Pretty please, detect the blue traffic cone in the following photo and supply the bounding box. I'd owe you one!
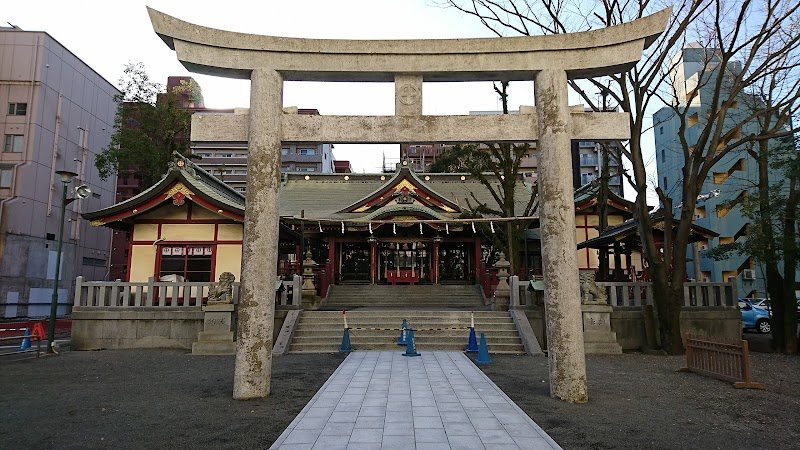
[475,333,492,365]
[19,328,31,351]
[466,327,478,353]
[397,319,409,346]
[339,328,353,353]
[402,328,421,357]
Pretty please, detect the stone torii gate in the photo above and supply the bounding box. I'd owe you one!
[148,7,669,403]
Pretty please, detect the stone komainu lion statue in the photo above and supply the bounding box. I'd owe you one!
[579,272,607,303]
[208,272,236,304]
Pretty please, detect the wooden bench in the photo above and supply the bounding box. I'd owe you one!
[680,333,763,389]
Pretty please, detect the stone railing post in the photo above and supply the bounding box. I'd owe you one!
[74,276,84,307]
[301,251,319,310]
[292,274,302,308]
[494,252,511,311]
[146,277,155,307]
[509,275,520,309]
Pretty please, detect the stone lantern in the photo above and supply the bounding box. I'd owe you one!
[301,250,319,309]
[494,252,511,311]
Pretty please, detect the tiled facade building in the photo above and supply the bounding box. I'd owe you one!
[0,27,118,317]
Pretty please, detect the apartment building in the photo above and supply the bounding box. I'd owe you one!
[654,45,797,297]
[0,27,118,317]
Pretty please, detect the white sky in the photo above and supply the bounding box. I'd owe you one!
[3,0,658,201]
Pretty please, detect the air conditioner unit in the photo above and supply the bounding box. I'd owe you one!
[700,245,707,250]
[742,269,756,280]
[702,277,710,282]
[728,276,736,282]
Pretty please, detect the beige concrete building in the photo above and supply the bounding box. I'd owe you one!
[0,27,118,318]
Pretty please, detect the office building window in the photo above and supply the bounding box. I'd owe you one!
[299,148,316,155]
[661,149,665,163]
[3,135,24,153]
[7,103,27,116]
[0,166,12,188]
[82,257,107,267]
[281,148,289,155]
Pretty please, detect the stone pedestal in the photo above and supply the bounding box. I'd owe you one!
[192,303,235,355]
[581,302,622,354]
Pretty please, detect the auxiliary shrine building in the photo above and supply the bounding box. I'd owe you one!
[83,155,644,289]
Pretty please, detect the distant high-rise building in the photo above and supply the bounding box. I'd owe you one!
[191,108,336,193]
[0,27,118,317]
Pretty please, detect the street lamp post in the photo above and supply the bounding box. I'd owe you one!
[48,170,78,353]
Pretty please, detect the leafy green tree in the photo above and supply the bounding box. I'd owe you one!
[96,63,198,188]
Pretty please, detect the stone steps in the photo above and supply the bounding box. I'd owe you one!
[287,310,525,354]
[322,285,485,309]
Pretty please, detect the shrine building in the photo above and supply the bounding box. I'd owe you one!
[82,155,645,289]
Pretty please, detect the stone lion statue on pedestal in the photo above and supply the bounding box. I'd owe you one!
[208,272,236,304]
[579,272,607,304]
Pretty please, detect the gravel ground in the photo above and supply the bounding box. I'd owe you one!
[0,350,345,449]
[1,339,798,450]
[470,341,800,450]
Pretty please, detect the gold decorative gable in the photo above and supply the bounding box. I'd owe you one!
[165,182,195,199]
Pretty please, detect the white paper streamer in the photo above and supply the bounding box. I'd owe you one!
[490,222,495,233]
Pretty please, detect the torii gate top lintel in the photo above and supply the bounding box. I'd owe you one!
[148,7,671,82]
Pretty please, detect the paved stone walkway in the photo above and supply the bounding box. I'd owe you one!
[270,351,561,449]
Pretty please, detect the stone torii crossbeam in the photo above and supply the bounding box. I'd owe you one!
[148,7,669,403]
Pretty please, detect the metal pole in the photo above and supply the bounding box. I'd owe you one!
[48,180,69,352]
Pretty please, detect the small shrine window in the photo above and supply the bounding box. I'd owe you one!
[159,245,213,282]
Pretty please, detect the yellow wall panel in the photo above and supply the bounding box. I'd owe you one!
[192,206,224,220]
[216,244,243,280]
[607,215,624,226]
[588,249,600,269]
[133,224,158,242]
[161,224,215,241]
[129,245,156,282]
[139,203,188,220]
[586,215,599,226]
[218,224,243,241]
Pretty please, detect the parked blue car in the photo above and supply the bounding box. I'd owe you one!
[738,301,771,333]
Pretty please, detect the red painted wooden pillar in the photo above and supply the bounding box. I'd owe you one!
[328,236,336,284]
[474,238,482,283]
[432,238,441,284]
[369,237,377,284]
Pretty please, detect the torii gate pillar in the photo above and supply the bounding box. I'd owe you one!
[535,69,586,401]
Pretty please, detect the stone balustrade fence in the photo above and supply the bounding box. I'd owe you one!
[73,275,302,308]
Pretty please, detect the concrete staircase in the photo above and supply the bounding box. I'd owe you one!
[322,284,485,310]
[287,310,525,354]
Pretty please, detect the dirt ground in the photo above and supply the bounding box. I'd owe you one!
[0,350,345,449]
[1,339,798,450]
